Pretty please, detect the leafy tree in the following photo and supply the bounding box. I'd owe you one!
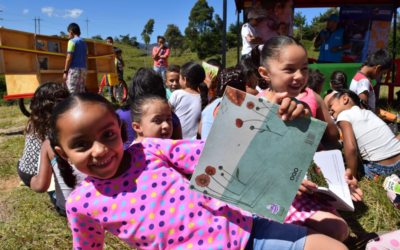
[228,21,243,34]
[114,36,120,43]
[188,0,214,35]
[91,34,103,40]
[141,19,155,54]
[118,34,139,48]
[309,8,339,39]
[60,31,67,37]
[129,36,139,48]
[164,24,184,56]
[294,12,306,40]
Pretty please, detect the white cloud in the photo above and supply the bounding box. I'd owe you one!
[41,6,83,18]
[41,6,54,17]
[61,9,83,18]
[23,9,29,14]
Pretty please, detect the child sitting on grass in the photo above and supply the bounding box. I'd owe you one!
[165,65,181,100]
[324,71,347,107]
[49,93,347,250]
[306,69,325,95]
[329,89,400,179]
[349,49,391,113]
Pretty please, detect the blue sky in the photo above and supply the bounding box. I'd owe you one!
[0,1,328,43]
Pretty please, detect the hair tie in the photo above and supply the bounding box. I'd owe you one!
[258,45,264,52]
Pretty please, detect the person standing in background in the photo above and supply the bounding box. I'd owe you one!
[152,36,170,80]
[314,14,351,63]
[241,10,263,58]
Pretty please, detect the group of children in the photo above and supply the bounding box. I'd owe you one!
[16,33,400,249]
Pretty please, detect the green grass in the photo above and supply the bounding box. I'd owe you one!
[0,136,25,178]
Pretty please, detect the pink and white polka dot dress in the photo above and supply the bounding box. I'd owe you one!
[66,139,253,250]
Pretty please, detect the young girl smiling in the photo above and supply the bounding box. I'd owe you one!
[49,93,346,250]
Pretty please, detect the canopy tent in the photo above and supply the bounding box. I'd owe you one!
[221,0,399,80]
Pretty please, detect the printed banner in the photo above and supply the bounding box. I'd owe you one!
[243,0,294,43]
[339,4,394,62]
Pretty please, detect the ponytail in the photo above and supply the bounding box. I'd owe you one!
[199,82,209,110]
[48,131,77,189]
[181,62,208,110]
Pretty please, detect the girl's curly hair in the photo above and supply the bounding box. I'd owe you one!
[25,82,70,142]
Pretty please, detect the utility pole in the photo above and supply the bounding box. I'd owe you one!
[85,18,90,38]
[33,16,37,34]
[37,17,43,34]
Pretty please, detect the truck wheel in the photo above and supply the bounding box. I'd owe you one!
[18,98,31,117]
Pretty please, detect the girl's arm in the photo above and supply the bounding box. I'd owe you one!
[145,138,205,175]
[338,121,359,177]
[30,140,54,193]
[314,93,339,147]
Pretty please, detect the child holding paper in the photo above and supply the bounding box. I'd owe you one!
[50,92,347,250]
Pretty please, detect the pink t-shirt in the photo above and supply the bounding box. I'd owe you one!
[66,139,252,249]
[152,46,170,67]
[298,88,317,118]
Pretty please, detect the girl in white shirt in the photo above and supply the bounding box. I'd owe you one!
[328,89,400,179]
[169,62,208,139]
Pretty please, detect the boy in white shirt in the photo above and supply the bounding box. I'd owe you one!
[241,10,263,58]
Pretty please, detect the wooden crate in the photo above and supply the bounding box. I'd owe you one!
[0,28,115,99]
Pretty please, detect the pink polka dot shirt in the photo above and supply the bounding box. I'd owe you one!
[66,139,253,250]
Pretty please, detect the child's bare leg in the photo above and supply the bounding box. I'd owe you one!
[304,210,349,242]
[304,228,348,250]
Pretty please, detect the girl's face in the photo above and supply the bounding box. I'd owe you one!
[259,44,309,97]
[55,103,124,179]
[328,95,350,120]
[133,100,173,139]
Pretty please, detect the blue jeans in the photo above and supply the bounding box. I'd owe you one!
[154,66,167,80]
[245,215,306,250]
[363,158,400,179]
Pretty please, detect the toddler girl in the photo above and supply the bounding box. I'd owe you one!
[18,82,70,188]
[169,62,208,139]
[49,93,346,250]
[131,95,173,141]
[124,67,182,144]
[324,71,347,107]
[255,36,348,241]
[329,89,400,179]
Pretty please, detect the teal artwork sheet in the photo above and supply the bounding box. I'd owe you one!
[189,87,327,223]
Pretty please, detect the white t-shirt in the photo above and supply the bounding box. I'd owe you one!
[349,72,376,111]
[52,159,87,210]
[169,90,202,139]
[241,23,259,56]
[337,106,400,162]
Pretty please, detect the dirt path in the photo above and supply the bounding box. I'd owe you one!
[0,175,21,193]
[0,125,25,135]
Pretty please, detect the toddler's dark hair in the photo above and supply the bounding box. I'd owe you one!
[166,65,181,74]
[361,49,392,70]
[331,90,360,108]
[181,62,208,110]
[307,69,326,92]
[25,82,70,142]
[67,23,81,36]
[330,71,347,91]
[49,93,127,188]
[206,59,223,69]
[106,36,113,42]
[128,68,167,108]
[131,95,169,123]
[259,36,306,67]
